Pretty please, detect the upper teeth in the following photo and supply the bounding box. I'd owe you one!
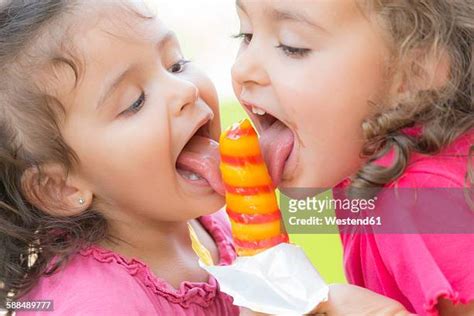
[251,106,266,116]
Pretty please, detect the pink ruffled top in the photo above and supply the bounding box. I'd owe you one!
[336,128,474,316]
[20,210,240,315]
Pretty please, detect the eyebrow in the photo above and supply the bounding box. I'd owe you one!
[236,0,328,34]
[96,31,176,110]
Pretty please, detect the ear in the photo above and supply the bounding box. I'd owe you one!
[392,47,451,97]
[21,163,93,216]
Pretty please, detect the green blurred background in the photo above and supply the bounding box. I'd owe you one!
[220,100,346,284]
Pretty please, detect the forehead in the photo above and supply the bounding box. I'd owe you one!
[73,1,160,45]
[41,1,160,96]
[237,0,362,29]
[72,1,159,58]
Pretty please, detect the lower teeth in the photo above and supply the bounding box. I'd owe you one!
[180,169,203,181]
[188,173,202,181]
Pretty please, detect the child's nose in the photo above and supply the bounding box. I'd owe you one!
[231,44,270,88]
[166,77,199,116]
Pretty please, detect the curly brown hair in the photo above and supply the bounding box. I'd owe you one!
[350,0,474,197]
[0,0,151,310]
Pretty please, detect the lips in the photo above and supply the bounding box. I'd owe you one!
[242,101,295,186]
[176,118,225,195]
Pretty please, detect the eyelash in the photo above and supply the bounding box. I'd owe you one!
[232,32,311,58]
[122,92,146,115]
[275,44,311,58]
[119,59,190,117]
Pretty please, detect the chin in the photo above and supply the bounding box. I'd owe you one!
[193,195,226,217]
[279,172,336,199]
[279,187,325,199]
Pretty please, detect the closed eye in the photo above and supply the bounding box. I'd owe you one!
[121,92,146,116]
[276,44,311,58]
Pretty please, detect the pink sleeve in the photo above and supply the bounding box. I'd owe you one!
[18,254,156,316]
[373,234,474,315]
[374,172,474,316]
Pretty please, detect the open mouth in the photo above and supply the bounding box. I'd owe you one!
[175,116,225,195]
[242,101,296,186]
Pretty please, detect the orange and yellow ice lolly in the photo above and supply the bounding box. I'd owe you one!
[220,119,289,256]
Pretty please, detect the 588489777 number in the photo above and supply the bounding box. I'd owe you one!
[5,300,53,311]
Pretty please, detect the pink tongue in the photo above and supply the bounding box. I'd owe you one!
[259,120,294,186]
[176,136,225,195]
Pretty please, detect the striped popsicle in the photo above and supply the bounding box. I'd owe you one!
[220,119,289,256]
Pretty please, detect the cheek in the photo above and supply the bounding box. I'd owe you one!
[279,49,386,137]
[74,114,174,198]
[109,120,172,177]
[272,49,387,183]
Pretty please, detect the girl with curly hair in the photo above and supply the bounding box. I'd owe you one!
[231,0,473,315]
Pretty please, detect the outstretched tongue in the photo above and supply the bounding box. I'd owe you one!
[259,120,294,186]
[176,135,225,195]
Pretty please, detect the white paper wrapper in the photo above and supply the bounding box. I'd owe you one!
[200,243,328,315]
